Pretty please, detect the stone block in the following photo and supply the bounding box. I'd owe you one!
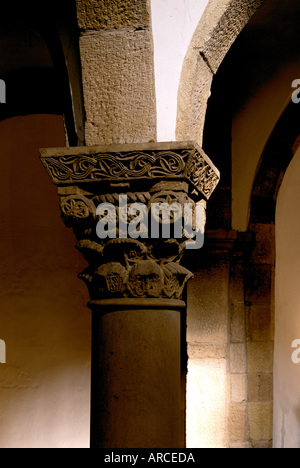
[230,374,247,403]
[249,402,273,441]
[205,187,232,231]
[187,343,227,360]
[248,373,273,402]
[230,262,244,304]
[247,305,272,341]
[230,343,247,374]
[187,262,229,344]
[200,0,264,74]
[251,440,273,449]
[229,441,251,448]
[177,54,213,144]
[245,265,272,305]
[228,403,248,442]
[230,303,246,343]
[247,342,273,374]
[79,30,156,146]
[250,224,275,265]
[186,358,227,448]
[77,0,151,30]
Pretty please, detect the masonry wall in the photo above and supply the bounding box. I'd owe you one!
[184,227,274,448]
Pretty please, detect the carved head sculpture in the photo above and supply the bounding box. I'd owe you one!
[80,262,127,299]
[128,260,164,298]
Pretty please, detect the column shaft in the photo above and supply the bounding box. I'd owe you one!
[90,300,183,448]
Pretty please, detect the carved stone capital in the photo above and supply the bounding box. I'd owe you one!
[40,142,220,301]
[78,238,193,300]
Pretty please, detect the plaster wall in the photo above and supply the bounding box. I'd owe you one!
[0,115,90,448]
[232,63,300,231]
[274,146,300,448]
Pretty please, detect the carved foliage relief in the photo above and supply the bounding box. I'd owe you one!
[40,143,220,301]
[63,191,195,300]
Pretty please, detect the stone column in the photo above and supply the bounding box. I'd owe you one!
[40,141,220,448]
[90,299,184,448]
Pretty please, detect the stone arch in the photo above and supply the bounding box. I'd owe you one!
[176,0,264,144]
[250,101,300,226]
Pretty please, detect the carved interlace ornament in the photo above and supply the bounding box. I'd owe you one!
[41,141,220,200]
[40,142,220,301]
